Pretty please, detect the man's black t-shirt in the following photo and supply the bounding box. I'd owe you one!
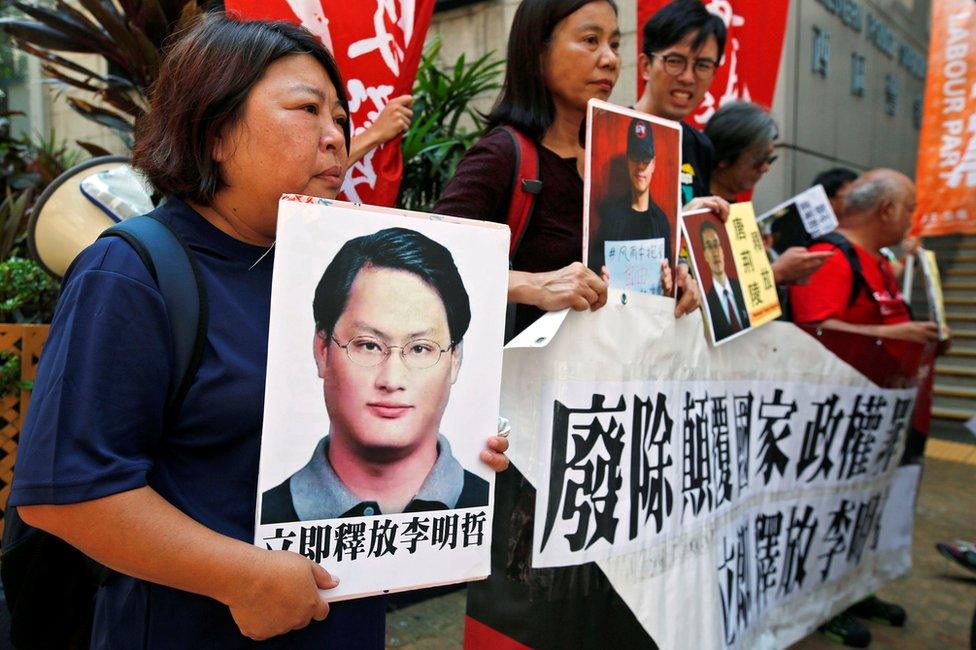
[681,122,715,205]
[588,194,673,272]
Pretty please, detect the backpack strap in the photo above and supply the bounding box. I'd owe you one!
[495,125,541,259]
[813,232,867,307]
[98,214,207,417]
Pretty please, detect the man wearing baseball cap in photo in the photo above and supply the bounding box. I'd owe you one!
[588,116,673,275]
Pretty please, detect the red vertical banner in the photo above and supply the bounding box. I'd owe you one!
[911,0,976,237]
[224,0,436,207]
[636,0,789,130]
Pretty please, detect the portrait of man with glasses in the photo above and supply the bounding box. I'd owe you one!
[260,227,488,525]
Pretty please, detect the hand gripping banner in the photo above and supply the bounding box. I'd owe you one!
[225,0,436,207]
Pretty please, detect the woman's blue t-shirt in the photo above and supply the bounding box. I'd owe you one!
[9,197,385,648]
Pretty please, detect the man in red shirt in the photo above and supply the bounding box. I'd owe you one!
[791,168,939,342]
[791,168,943,647]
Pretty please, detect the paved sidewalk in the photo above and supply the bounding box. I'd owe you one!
[387,449,976,649]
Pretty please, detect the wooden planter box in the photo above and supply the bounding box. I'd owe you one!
[0,323,49,538]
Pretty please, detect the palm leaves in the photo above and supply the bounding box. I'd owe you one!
[397,38,503,212]
[0,0,203,143]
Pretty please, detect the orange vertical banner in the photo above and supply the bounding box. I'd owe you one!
[912,0,976,237]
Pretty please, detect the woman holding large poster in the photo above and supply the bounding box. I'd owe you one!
[6,15,509,649]
[435,2,726,335]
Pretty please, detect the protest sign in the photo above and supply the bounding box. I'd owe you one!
[682,203,781,345]
[255,196,508,599]
[584,99,681,293]
[466,298,931,649]
[604,238,666,296]
[225,0,435,207]
[912,0,976,236]
[636,0,789,128]
[757,185,838,253]
[917,249,949,341]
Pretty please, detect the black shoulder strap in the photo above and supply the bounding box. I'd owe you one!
[98,215,207,416]
[814,232,866,307]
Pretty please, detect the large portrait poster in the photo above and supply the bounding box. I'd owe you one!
[584,99,681,295]
[255,196,508,599]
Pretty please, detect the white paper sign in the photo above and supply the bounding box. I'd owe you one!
[255,196,509,600]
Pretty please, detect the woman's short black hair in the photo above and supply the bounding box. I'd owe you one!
[132,14,350,204]
[313,228,472,346]
[642,0,727,61]
[486,0,618,140]
[705,102,778,166]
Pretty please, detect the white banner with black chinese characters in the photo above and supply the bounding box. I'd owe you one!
[503,295,921,649]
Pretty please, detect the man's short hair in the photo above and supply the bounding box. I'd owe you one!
[313,228,472,345]
[699,219,720,240]
[812,168,859,199]
[642,0,727,61]
[704,102,778,166]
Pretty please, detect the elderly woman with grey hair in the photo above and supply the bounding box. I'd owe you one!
[705,101,779,201]
[705,102,831,285]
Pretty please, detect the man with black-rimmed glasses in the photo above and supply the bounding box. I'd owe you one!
[635,0,727,205]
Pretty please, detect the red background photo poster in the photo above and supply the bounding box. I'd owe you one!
[225,0,436,207]
[585,100,681,269]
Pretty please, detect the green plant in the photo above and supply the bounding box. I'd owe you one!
[0,349,23,396]
[0,0,203,145]
[0,256,59,323]
[0,113,83,259]
[397,39,504,213]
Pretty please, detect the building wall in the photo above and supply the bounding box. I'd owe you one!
[759,0,930,212]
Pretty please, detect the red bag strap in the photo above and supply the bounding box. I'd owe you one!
[497,125,541,258]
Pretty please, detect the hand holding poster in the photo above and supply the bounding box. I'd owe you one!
[255,197,508,599]
[584,99,681,295]
[757,185,839,254]
[682,203,781,345]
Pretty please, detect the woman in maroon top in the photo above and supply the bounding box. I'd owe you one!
[435,0,712,335]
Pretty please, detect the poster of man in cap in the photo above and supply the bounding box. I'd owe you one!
[584,99,681,295]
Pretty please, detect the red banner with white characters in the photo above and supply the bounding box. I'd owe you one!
[225,0,435,207]
[637,0,789,130]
